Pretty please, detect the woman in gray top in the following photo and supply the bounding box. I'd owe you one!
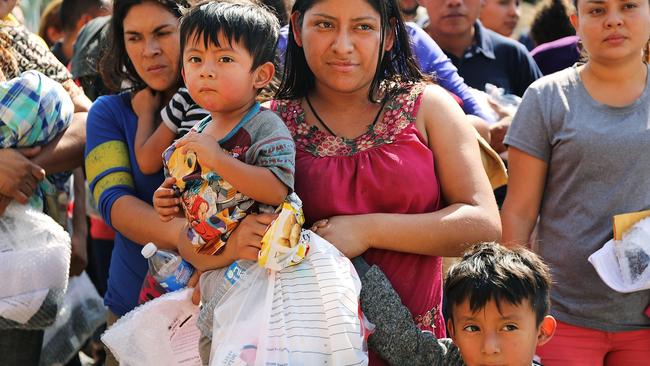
[501,0,650,364]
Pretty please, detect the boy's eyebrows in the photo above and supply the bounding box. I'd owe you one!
[456,310,525,322]
[185,43,235,52]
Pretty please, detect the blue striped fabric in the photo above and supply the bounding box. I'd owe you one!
[0,70,73,148]
[0,70,74,212]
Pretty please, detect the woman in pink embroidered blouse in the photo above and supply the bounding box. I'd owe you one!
[152,0,501,363]
[273,0,501,363]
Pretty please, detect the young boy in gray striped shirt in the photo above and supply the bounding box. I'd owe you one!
[357,242,556,366]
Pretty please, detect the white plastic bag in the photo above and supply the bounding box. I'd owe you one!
[589,218,650,293]
[210,230,367,366]
[40,272,106,366]
[0,202,70,329]
[101,289,202,366]
[615,217,650,287]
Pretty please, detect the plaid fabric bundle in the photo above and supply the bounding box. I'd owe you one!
[0,70,73,148]
[0,70,74,214]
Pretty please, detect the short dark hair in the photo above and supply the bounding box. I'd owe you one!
[60,0,110,32]
[529,0,575,47]
[179,1,280,71]
[276,0,428,102]
[99,0,189,92]
[444,242,552,326]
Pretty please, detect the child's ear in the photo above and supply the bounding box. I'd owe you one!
[447,319,456,340]
[536,315,556,347]
[253,62,276,90]
[181,67,186,85]
[290,11,303,47]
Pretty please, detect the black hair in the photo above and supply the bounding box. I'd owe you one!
[60,0,110,32]
[179,1,280,71]
[443,242,552,327]
[99,0,189,92]
[260,0,290,26]
[276,0,429,102]
[529,0,575,47]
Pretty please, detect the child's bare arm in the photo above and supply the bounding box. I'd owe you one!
[175,134,288,206]
[135,123,176,174]
[210,154,288,206]
[132,88,175,174]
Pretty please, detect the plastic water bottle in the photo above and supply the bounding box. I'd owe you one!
[141,243,194,292]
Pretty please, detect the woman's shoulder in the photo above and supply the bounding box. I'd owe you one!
[386,82,428,108]
[88,92,133,128]
[91,92,131,114]
[526,66,580,96]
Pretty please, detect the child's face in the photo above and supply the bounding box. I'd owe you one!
[182,32,269,116]
[448,299,555,366]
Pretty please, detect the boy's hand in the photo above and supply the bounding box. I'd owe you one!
[153,177,181,221]
[225,213,277,261]
[174,132,225,172]
[132,87,162,119]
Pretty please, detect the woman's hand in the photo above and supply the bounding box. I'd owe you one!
[224,213,277,261]
[69,230,88,277]
[153,177,181,221]
[176,213,276,272]
[131,87,162,119]
[174,132,225,172]
[311,215,371,258]
[0,147,46,206]
[187,269,202,305]
[0,194,11,216]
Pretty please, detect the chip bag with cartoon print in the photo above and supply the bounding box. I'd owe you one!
[258,193,309,271]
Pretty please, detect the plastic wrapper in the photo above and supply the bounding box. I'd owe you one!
[40,272,106,366]
[101,289,202,366]
[615,218,650,288]
[0,202,70,329]
[209,230,368,366]
[589,217,650,293]
[485,83,521,117]
[258,193,309,270]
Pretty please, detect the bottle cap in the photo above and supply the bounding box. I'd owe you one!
[141,242,158,258]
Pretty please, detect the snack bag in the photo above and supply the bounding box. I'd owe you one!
[258,193,309,271]
[589,214,650,293]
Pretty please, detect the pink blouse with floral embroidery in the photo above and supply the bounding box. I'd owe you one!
[272,83,445,364]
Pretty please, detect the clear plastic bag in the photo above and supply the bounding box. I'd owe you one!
[590,217,650,293]
[101,289,202,366]
[40,272,106,366]
[485,83,521,118]
[209,230,368,366]
[615,217,650,289]
[0,202,70,329]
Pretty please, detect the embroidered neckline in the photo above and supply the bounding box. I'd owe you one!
[275,83,425,157]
